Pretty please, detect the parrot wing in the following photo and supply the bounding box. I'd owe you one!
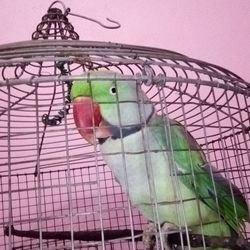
[149,115,249,232]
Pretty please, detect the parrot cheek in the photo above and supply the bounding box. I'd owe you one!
[72,97,112,144]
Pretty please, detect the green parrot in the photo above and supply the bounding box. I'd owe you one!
[70,70,249,249]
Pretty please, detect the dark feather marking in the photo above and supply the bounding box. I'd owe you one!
[203,164,248,210]
[98,125,141,144]
[99,107,154,144]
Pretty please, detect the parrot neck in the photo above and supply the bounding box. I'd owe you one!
[99,108,155,144]
[98,126,141,144]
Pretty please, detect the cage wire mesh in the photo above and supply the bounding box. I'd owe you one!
[0,1,250,250]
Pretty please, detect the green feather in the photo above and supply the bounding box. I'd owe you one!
[150,115,249,233]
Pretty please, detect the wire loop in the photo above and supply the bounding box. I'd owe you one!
[48,1,67,12]
[48,1,121,30]
[68,12,121,29]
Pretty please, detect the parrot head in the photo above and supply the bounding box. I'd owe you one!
[70,70,154,144]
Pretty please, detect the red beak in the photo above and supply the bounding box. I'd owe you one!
[72,97,111,144]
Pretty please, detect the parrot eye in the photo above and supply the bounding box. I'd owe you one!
[109,86,117,95]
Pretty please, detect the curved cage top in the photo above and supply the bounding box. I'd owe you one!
[0,39,249,176]
[0,40,248,91]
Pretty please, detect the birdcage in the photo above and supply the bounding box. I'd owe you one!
[0,2,250,250]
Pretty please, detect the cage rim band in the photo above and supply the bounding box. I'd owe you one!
[0,74,249,96]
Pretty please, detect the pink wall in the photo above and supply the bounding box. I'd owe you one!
[0,0,249,81]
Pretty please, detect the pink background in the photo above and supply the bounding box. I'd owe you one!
[0,0,249,81]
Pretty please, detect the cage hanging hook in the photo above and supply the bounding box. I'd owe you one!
[68,12,121,29]
[48,1,67,12]
[48,1,121,29]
